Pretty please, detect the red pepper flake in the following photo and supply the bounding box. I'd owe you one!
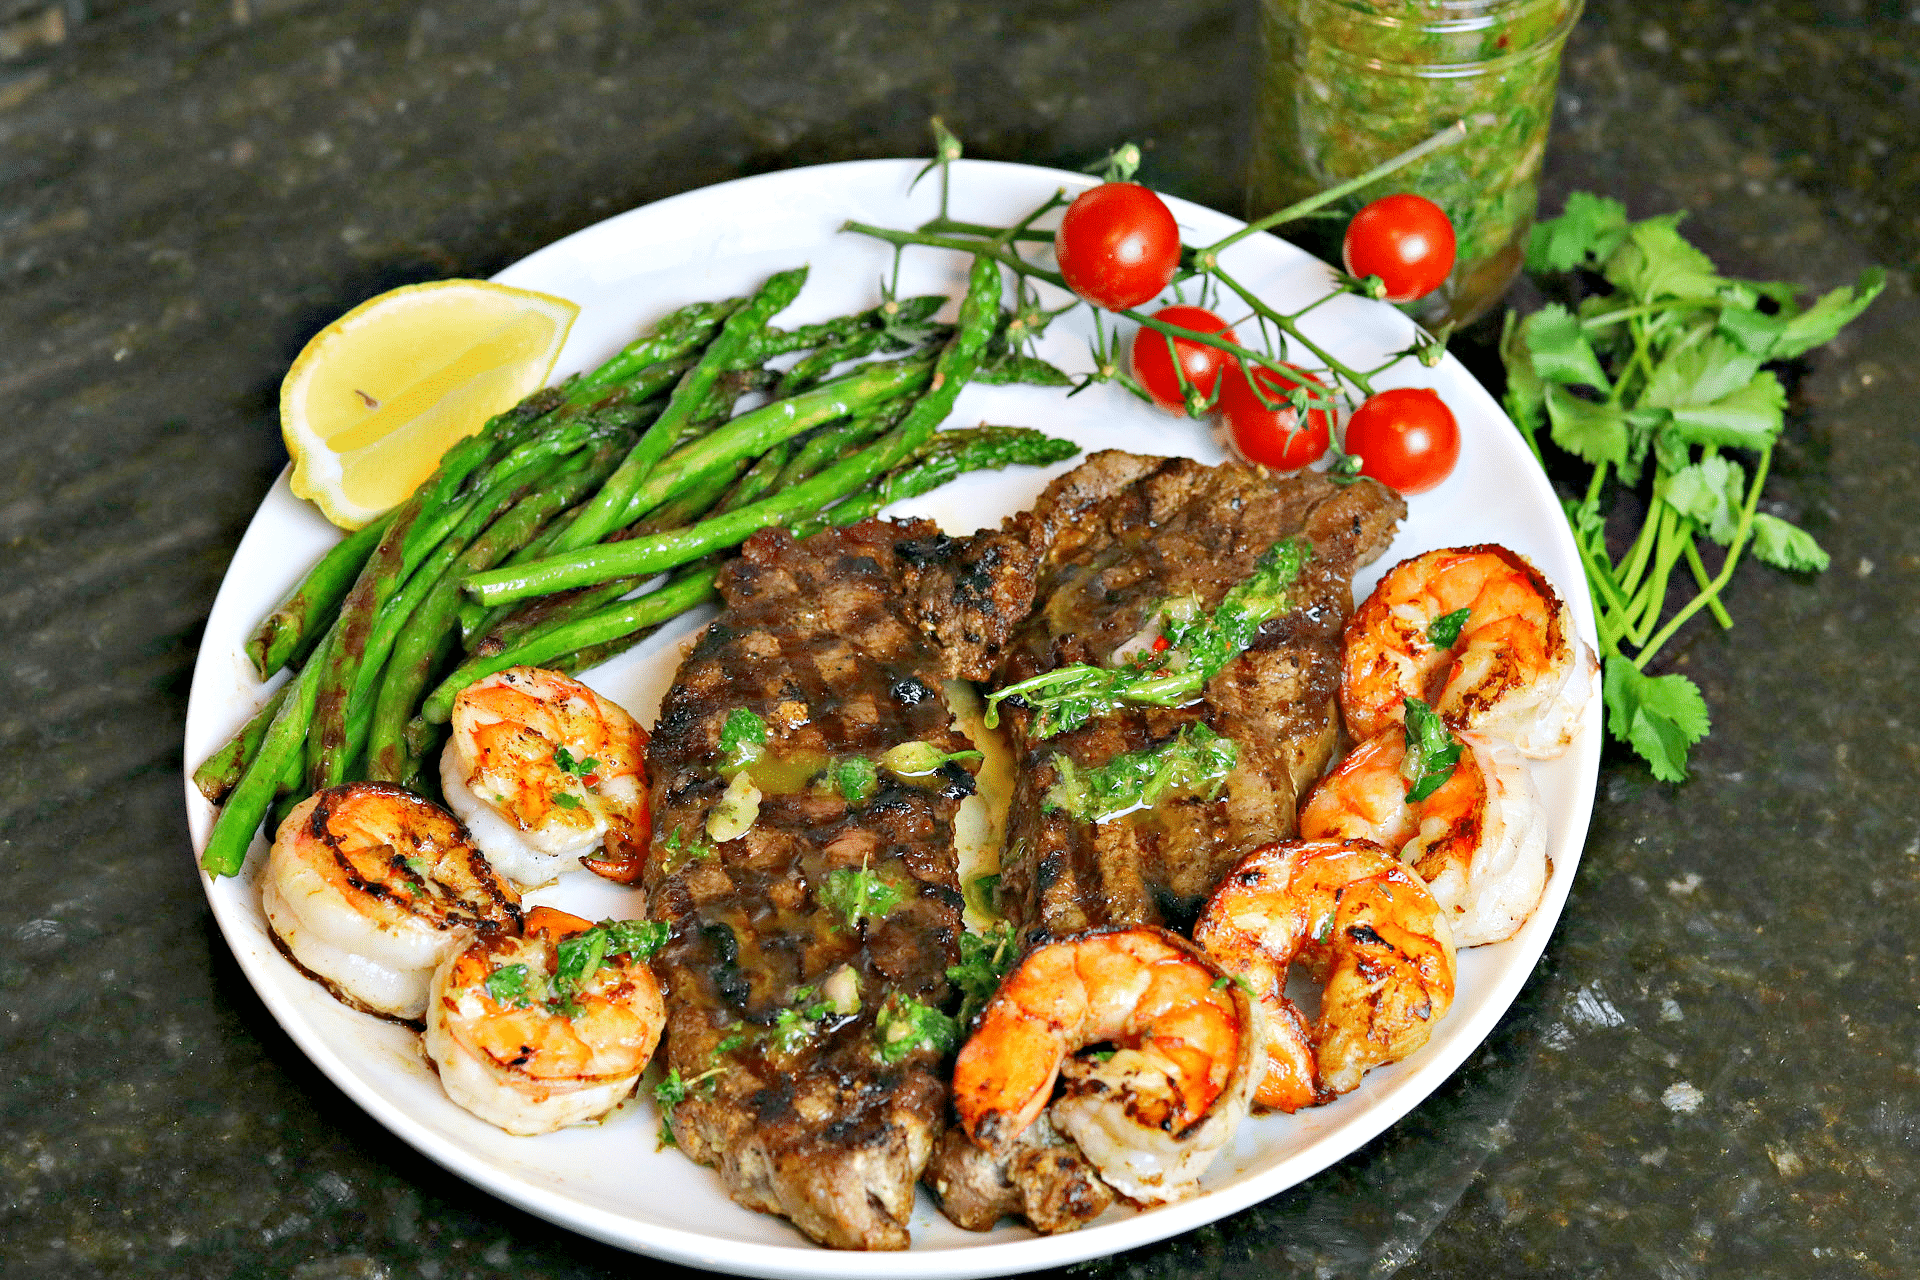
[1151,635,1170,652]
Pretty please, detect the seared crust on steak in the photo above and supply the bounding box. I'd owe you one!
[644,519,1027,1250]
[925,1113,1115,1234]
[991,452,1405,943]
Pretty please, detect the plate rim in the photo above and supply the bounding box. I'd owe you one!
[183,155,1600,1280]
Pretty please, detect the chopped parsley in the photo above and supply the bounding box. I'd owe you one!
[1426,607,1471,649]
[546,918,668,1014]
[819,865,904,931]
[874,992,958,1064]
[714,1032,751,1057]
[717,708,768,774]
[661,826,714,872]
[945,923,1017,1027]
[652,1064,723,1114]
[986,537,1310,739]
[551,791,583,810]
[484,963,534,1008]
[553,747,599,777]
[834,756,878,804]
[1043,722,1239,825]
[1400,698,1465,804]
[770,997,834,1056]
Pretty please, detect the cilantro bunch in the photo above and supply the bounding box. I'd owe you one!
[1501,193,1882,781]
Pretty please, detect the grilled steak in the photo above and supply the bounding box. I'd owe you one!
[986,451,1406,943]
[644,518,1033,1250]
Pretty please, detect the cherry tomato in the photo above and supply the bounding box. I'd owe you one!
[1130,305,1238,413]
[1342,387,1459,493]
[1216,361,1332,471]
[1054,182,1182,311]
[1341,194,1456,303]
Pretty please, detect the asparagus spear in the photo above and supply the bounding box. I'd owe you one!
[554,268,808,551]
[365,435,632,782]
[427,421,1078,704]
[246,510,398,679]
[306,416,610,791]
[464,255,1004,607]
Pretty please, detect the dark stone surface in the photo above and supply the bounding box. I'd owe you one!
[2,0,1915,1276]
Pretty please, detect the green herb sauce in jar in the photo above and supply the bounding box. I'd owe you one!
[1249,0,1582,327]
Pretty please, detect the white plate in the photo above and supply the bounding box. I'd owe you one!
[183,159,1600,1279]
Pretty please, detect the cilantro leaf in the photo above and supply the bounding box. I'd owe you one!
[1748,513,1829,573]
[552,926,611,1009]
[987,538,1310,738]
[1772,267,1885,360]
[1526,191,1630,273]
[1603,657,1710,783]
[553,747,599,776]
[1640,336,1763,411]
[1499,310,1547,446]
[1660,455,1746,545]
[1520,304,1612,391]
[1663,371,1786,450]
[1400,698,1464,803]
[1604,214,1724,302]
[946,923,1018,1027]
[1544,384,1630,467]
[552,791,582,810]
[599,917,669,961]
[1427,607,1471,649]
[1715,303,1791,358]
[484,963,533,1008]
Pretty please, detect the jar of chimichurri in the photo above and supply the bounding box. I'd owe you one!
[1248,0,1583,328]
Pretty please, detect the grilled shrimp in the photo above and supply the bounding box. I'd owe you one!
[1342,545,1596,758]
[951,925,1262,1205]
[1299,729,1549,947]
[1193,839,1455,1102]
[423,906,665,1135]
[440,666,650,888]
[262,782,522,1021]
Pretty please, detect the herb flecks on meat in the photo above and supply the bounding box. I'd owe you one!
[985,536,1312,739]
[1044,723,1240,825]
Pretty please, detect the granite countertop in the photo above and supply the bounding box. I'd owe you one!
[3,1,1915,1276]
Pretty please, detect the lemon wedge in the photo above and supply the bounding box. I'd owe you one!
[281,279,580,529]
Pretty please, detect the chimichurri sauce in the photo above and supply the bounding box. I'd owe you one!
[1248,0,1583,327]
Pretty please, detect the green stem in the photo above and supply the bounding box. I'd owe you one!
[1632,446,1772,668]
[1682,538,1736,629]
[1616,498,1663,597]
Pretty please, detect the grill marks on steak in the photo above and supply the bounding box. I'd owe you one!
[645,519,1024,1250]
[991,452,1406,944]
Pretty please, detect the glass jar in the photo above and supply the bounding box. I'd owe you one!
[1248,0,1583,328]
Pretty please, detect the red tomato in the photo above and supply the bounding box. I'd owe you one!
[1216,361,1332,470]
[1130,305,1238,413]
[1341,194,1456,303]
[1342,387,1460,493]
[1054,182,1182,311]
